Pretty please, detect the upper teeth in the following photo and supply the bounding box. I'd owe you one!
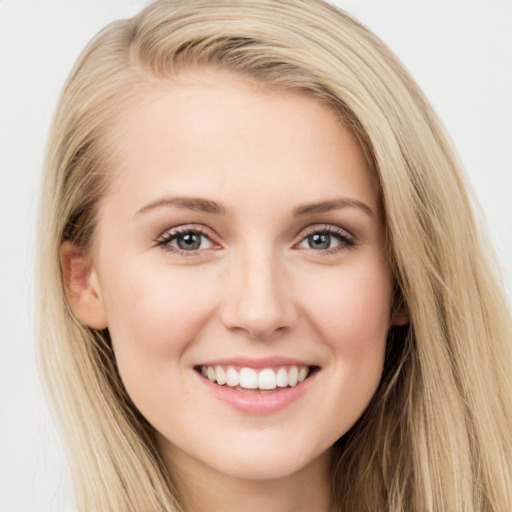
[201,365,310,390]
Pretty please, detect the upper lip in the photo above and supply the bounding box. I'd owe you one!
[196,357,318,369]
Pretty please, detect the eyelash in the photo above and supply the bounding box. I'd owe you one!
[155,225,217,256]
[296,225,356,254]
[155,224,356,256]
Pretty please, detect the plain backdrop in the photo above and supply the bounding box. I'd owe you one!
[1,1,511,510]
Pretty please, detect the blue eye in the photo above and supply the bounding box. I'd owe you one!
[305,232,337,250]
[297,227,354,251]
[157,229,214,252]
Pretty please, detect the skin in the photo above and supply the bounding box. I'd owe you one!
[62,70,403,512]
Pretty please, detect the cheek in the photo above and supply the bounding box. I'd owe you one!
[99,261,218,389]
[302,260,393,348]
[298,260,392,426]
[104,262,214,340]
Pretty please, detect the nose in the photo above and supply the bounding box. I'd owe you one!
[219,247,298,339]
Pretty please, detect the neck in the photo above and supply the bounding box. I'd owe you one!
[161,443,335,512]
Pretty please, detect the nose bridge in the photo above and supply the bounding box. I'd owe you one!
[220,242,295,338]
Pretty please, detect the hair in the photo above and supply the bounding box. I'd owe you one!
[37,0,512,510]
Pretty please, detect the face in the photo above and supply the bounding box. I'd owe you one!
[67,71,397,482]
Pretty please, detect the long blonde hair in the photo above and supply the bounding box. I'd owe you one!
[38,1,512,510]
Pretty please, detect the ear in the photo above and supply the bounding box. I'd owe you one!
[390,286,409,326]
[391,306,409,326]
[60,241,108,329]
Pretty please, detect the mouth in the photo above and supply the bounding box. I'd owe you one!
[194,364,320,393]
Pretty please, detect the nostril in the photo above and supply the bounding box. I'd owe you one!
[218,268,298,339]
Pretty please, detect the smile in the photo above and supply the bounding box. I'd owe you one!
[199,365,312,391]
[194,359,320,414]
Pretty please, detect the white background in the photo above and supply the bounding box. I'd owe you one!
[0,1,510,510]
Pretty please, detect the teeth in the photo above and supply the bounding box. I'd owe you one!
[258,368,276,390]
[276,367,288,387]
[200,364,311,390]
[239,368,258,389]
[226,367,239,387]
[288,366,299,386]
[215,366,226,385]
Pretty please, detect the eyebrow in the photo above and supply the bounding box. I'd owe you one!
[136,196,227,216]
[292,198,374,217]
[135,195,374,218]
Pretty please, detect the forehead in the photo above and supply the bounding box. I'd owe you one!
[98,70,380,217]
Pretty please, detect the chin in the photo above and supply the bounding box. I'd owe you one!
[200,441,330,481]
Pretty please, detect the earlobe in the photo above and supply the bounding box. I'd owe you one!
[391,289,409,326]
[59,241,108,330]
[391,307,409,327]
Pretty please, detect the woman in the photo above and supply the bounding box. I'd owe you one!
[37,0,512,510]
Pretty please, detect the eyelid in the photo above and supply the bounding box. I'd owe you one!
[155,224,221,254]
[294,224,356,252]
[154,223,356,256]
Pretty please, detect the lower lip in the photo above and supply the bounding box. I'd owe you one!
[196,370,317,414]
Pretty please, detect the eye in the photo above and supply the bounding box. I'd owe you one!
[297,226,355,252]
[156,227,216,253]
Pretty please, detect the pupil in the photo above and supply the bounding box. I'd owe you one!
[177,233,201,250]
[309,233,330,250]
